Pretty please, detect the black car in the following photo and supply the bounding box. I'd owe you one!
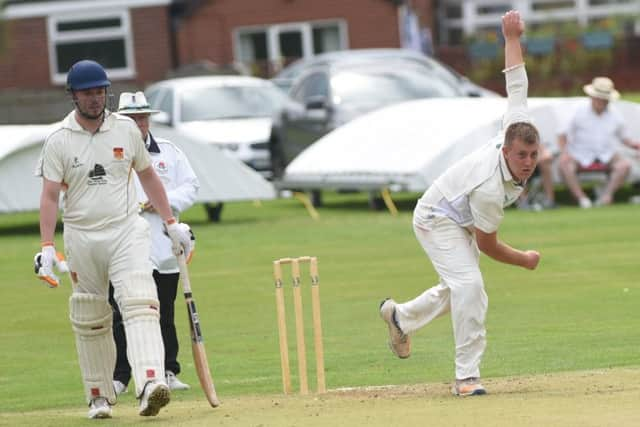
[270,49,497,177]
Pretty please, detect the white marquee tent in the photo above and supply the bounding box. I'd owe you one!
[0,122,276,214]
[282,97,640,192]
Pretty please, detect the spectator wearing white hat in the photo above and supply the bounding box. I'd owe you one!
[558,77,640,208]
[109,91,200,394]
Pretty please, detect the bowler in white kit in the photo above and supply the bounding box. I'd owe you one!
[380,10,541,397]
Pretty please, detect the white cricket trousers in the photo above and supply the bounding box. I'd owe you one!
[64,215,165,398]
[395,215,488,380]
[64,215,155,298]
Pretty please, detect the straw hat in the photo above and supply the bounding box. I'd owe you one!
[117,91,160,114]
[583,77,620,101]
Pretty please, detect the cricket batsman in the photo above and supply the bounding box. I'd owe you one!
[34,59,194,418]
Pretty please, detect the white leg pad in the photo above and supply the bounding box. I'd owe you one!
[69,293,117,405]
[118,271,165,397]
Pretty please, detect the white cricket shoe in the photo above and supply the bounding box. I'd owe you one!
[139,380,170,416]
[579,197,592,209]
[88,397,112,419]
[452,377,487,397]
[113,380,128,395]
[166,370,190,391]
[379,298,411,359]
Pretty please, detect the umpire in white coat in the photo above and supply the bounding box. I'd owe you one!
[109,91,200,394]
[380,11,541,397]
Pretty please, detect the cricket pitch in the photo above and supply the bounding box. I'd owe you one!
[1,366,638,427]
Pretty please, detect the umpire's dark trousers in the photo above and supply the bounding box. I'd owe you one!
[108,270,181,385]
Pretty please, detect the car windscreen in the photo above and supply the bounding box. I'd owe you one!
[330,65,464,111]
[180,85,287,122]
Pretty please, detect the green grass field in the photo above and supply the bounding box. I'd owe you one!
[623,93,640,103]
[0,193,639,425]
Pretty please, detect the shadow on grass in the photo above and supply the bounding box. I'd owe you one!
[319,198,418,212]
[301,190,420,213]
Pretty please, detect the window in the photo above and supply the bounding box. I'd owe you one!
[47,11,135,85]
[234,20,347,77]
[279,30,304,59]
[292,72,329,103]
[147,87,173,121]
[312,25,341,54]
[531,1,574,12]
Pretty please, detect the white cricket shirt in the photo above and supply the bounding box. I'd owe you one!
[414,64,530,233]
[35,111,151,230]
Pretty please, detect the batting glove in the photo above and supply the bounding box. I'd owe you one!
[34,245,68,288]
[165,220,195,259]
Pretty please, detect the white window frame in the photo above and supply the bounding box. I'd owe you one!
[46,9,136,85]
[438,0,640,43]
[233,19,348,72]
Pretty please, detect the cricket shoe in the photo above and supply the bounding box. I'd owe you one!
[379,298,411,358]
[452,377,487,397]
[579,197,592,209]
[113,380,128,395]
[166,370,190,391]
[139,380,171,416]
[88,397,112,419]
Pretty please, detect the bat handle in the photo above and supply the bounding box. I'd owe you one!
[177,253,192,294]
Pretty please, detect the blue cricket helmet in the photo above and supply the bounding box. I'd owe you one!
[66,60,111,91]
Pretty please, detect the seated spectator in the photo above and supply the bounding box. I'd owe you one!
[558,77,640,208]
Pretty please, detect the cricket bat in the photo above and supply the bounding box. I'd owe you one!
[177,253,221,407]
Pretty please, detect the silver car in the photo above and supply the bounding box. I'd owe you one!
[145,75,289,176]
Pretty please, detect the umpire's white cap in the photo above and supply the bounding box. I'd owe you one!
[117,91,160,115]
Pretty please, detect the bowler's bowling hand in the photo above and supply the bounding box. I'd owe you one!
[523,250,540,270]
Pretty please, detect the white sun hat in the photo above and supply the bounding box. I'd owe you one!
[117,91,160,114]
[583,77,620,101]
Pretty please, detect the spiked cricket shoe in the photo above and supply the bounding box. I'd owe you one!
[88,397,112,419]
[379,298,411,358]
[139,380,170,416]
[166,371,190,391]
[113,380,128,395]
[452,377,487,396]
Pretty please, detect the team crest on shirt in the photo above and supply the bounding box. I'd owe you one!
[113,147,124,160]
[87,163,107,185]
[154,160,168,174]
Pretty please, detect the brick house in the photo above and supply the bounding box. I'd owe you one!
[0,0,435,90]
[0,0,175,90]
[0,0,435,122]
[171,0,435,77]
[1,0,638,123]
